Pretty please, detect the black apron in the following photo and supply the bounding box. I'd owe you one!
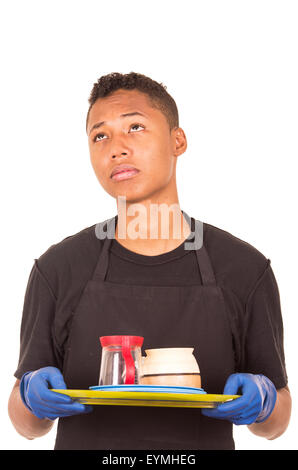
[54,212,236,450]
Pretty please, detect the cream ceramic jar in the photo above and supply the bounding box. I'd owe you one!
[140,347,201,388]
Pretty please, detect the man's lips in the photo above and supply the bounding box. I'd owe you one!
[111,168,140,182]
[110,164,140,177]
[110,164,140,179]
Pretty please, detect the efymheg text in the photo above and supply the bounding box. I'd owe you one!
[101,453,196,466]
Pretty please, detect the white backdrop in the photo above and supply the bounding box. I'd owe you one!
[1,0,297,450]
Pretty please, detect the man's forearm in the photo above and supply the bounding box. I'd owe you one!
[248,385,291,440]
[8,380,54,440]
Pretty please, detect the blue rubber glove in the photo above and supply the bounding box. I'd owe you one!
[19,366,93,420]
[201,373,277,425]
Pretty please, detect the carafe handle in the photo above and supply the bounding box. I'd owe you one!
[122,336,135,384]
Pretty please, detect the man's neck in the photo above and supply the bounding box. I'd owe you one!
[114,207,191,256]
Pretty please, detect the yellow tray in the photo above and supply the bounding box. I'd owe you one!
[51,389,240,408]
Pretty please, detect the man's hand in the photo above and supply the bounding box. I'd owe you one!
[201,373,277,425]
[20,366,93,420]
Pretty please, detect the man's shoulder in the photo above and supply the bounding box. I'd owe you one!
[39,223,100,259]
[203,221,270,302]
[35,222,104,294]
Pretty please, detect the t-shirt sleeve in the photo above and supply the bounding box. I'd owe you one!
[241,260,288,390]
[14,259,62,380]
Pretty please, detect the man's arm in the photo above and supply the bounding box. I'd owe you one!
[248,385,292,440]
[8,379,54,440]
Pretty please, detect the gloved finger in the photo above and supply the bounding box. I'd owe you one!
[238,402,261,423]
[202,407,256,425]
[231,409,260,425]
[204,395,255,417]
[34,377,74,404]
[223,376,260,406]
[41,389,75,405]
[224,374,260,402]
[48,402,93,417]
[210,395,250,415]
[27,393,74,416]
[51,402,93,414]
[40,367,68,390]
[229,400,261,425]
[33,402,93,420]
[201,408,219,418]
[201,408,235,421]
[202,395,261,422]
[223,373,243,395]
[26,369,66,410]
[81,404,93,413]
[201,392,252,418]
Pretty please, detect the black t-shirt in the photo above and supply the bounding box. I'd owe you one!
[14,216,288,390]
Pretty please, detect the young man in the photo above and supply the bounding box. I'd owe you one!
[8,72,291,450]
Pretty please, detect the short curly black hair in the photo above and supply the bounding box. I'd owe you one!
[86,71,179,133]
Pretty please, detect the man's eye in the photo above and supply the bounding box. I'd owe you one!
[130,123,145,132]
[93,133,105,142]
[93,123,145,142]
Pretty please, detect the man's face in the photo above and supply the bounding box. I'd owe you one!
[87,89,186,204]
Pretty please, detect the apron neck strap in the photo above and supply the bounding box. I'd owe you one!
[93,217,115,281]
[195,246,216,286]
[184,211,216,286]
